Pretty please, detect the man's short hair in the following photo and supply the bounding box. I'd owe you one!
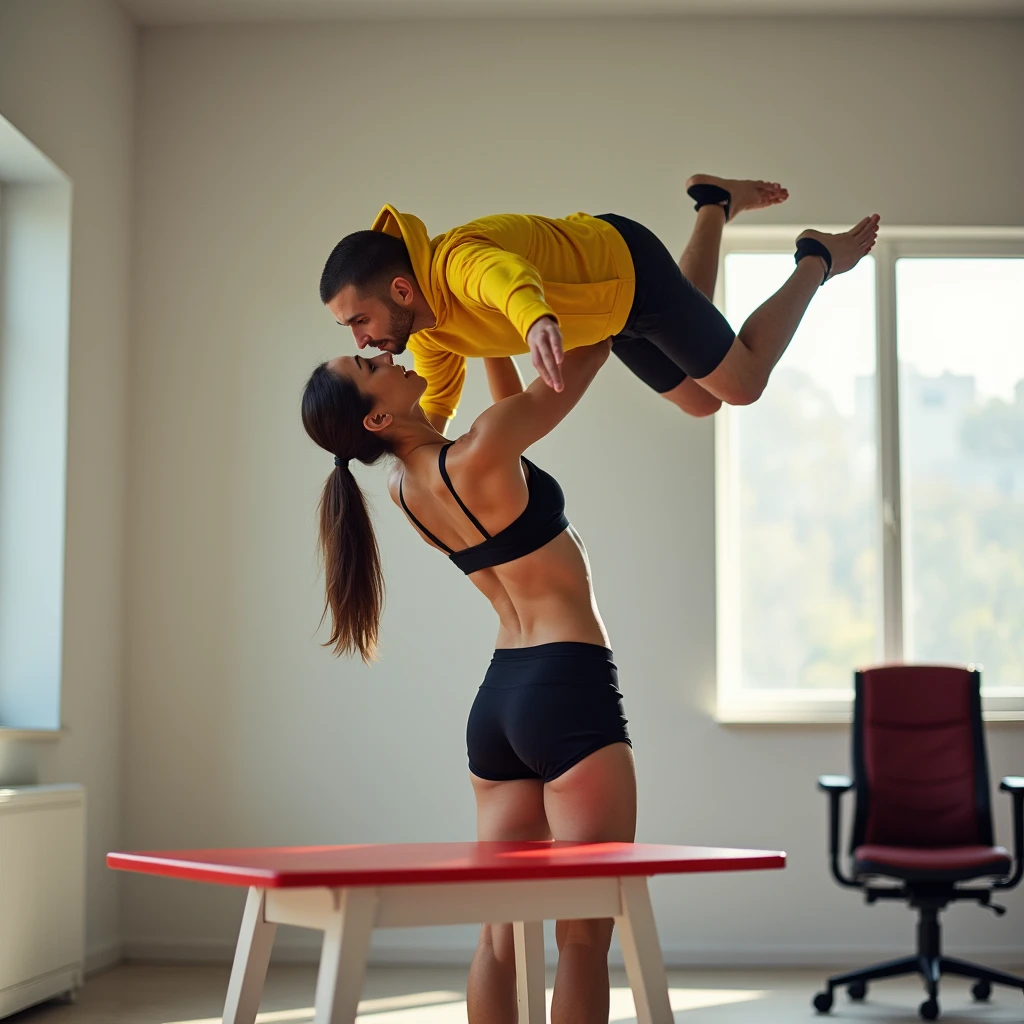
[319,231,414,304]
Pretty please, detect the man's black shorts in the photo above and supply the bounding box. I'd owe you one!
[596,213,735,393]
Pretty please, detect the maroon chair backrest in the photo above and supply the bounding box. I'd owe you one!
[850,665,994,850]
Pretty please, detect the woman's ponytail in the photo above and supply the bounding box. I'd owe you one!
[302,363,392,661]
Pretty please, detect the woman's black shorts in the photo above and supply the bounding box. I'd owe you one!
[596,212,736,393]
[466,642,630,784]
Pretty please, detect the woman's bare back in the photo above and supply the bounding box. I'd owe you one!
[388,437,608,649]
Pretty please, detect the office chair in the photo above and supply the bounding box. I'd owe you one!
[814,665,1023,1020]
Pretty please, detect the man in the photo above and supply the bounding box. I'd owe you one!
[320,174,879,434]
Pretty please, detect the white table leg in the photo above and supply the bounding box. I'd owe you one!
[222,887,277,1024]
[513,920,546,1024]
[615,877,673,1024]
[313,887,379,1024]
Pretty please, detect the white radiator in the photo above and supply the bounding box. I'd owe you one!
[0,784,85,1019]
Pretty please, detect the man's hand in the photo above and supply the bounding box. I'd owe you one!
[526,316,564,392]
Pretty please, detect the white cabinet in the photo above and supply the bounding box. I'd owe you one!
[0,785,85,1019]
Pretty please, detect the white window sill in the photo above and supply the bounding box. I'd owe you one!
[715,707,1024,725]
[715,708,852,725]
[0,727,64,742]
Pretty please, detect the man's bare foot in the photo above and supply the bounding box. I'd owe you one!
[686,173,789,221]
[797,215,881,281]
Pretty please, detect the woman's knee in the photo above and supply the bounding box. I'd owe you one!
[477,922,518,966]
[555,917,614,953]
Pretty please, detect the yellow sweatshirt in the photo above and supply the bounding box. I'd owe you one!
[371,205,636,421]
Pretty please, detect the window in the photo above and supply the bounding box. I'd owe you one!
[716,228,1024,722]
[0,112,72,734]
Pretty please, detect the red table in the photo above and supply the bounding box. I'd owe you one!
[108,841,784,1024]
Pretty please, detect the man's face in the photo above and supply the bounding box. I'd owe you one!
[326,283,416,356]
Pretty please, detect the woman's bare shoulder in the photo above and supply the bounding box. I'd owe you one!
[386,464,404,506]
[442,427,526,509]
[446,423,509,465]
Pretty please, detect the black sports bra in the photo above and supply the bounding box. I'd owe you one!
[399,442,570,575]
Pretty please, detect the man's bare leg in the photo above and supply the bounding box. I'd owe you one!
[664,174,788,417]
[662,377,724,418]
[677,174,789,299]
[694,215,881,407]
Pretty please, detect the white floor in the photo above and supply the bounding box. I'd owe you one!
[7,963,1024,1024]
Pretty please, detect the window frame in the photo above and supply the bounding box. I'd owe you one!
[714,226,1024,724]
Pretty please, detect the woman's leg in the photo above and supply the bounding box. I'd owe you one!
[467,775,550,1024]
[544,743,637,1024]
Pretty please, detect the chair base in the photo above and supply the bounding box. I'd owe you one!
[814,888,1024,1019]
[813,955,1024,1020]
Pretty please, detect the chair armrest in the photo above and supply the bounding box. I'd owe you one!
[818,774,858,888]
[995,777,1024,891]
[818,774,853,793]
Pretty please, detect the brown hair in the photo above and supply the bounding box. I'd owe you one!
[301,362,394,661]
[319,230,413,304]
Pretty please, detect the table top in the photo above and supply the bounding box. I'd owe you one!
[107,841,785,889]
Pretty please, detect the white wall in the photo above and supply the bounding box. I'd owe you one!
[0,0,135,971]
[123,16,1024,964]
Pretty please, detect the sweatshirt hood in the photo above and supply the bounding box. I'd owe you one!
[371,205,441,320]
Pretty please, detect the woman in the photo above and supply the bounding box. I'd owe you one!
[301,338,633,1024]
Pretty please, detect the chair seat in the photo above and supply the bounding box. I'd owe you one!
[854,844,1012,882]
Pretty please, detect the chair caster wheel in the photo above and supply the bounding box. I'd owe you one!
[971,980,992,1002]
[919,997,940,1020]
[813,991,833,1014]
[848,980,867,1001]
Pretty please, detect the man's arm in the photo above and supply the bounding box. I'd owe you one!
[484,357,525,403]
[447,242,565,391]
